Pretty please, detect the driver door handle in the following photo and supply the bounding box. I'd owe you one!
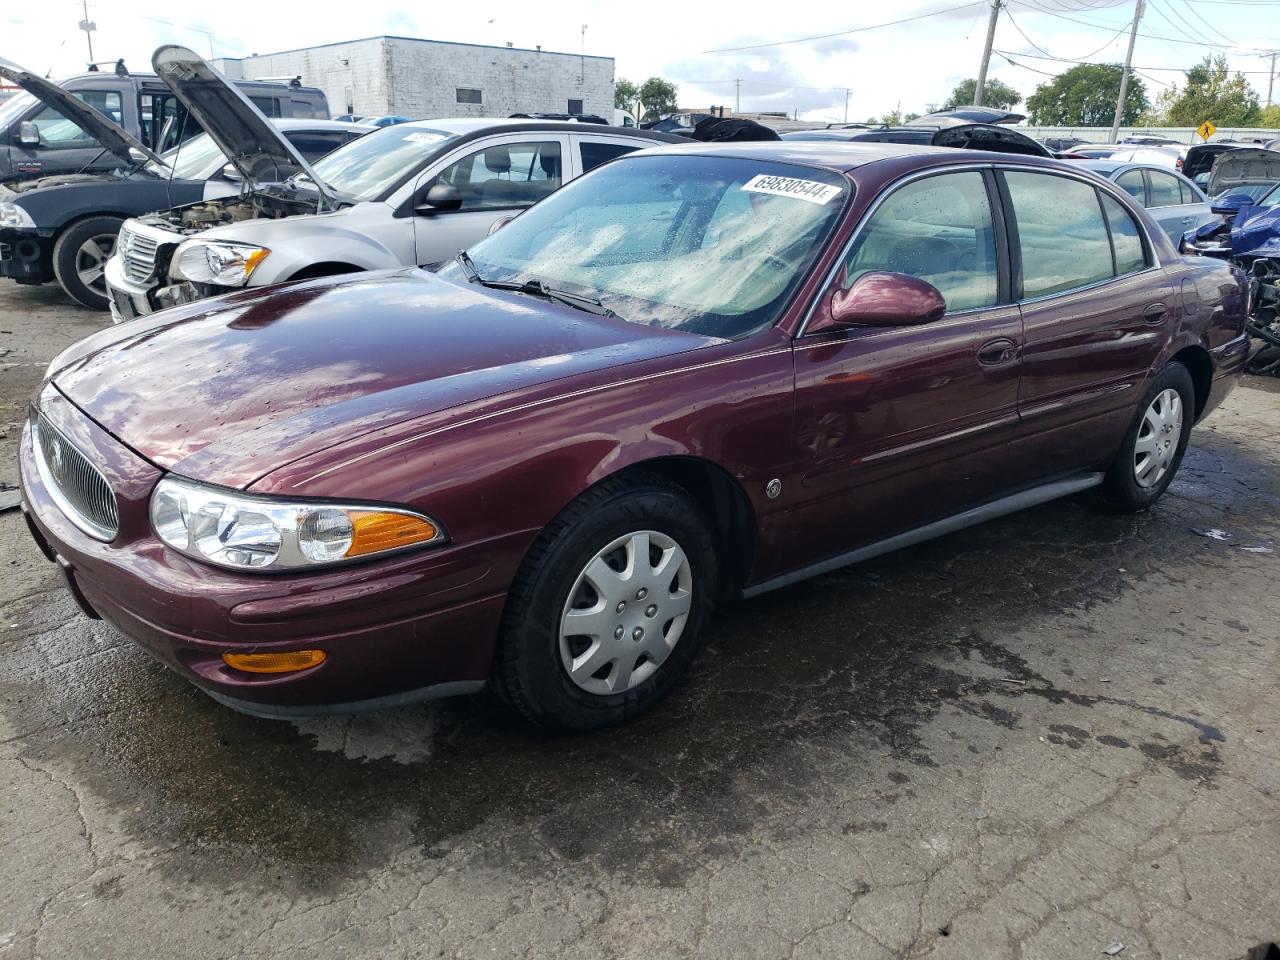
[1143,302,1168,324]
[977,338,1019,365]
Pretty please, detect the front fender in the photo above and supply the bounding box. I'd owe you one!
[246,226,406,284]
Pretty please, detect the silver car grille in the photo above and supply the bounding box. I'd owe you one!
[119,225,160,284]
[32,412,119,541]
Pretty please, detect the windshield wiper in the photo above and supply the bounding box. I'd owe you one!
[454,251,615,317]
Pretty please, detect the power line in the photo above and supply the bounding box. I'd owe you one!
[994,46,1279,73]
[701,1,987,54]
[1007,0,1234,46]
[1169,0,1236,45]
[1004,4,1132,59]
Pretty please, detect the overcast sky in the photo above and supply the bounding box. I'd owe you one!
[7,0,1280,122]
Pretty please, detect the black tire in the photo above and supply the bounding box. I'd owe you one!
[1099,362,1195,512]
[51,216,123,311]
[494,475,719,731]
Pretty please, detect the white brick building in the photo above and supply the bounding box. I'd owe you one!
[213,36,614,121]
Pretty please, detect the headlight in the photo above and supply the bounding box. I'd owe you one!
[0,202,35,229]
[171,240,270,287]
[149,476,446,572]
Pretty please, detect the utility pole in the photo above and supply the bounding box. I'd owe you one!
[1260,50,1280,107]
[1109,0,1144,144]
[844,88,851,124]
[735,78,742,115]
[77,0,96,64]
[974,0,1001,106]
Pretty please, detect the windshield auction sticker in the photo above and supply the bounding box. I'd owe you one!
[741,174,842,205]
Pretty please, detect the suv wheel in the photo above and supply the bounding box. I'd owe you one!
[52,216,123,310]
[495,476,719,731]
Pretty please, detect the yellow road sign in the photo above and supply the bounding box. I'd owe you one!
[1197,120,1216,141]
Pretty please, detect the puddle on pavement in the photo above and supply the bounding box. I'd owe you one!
[2,440,1277,892]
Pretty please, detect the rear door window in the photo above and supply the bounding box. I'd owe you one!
[1003,171,1134,298]
[1099,194,1147,275]
[1147,170,1184,208]
[580,140,640,172]
[843,170,998,312]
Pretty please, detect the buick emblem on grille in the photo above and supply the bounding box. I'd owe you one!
[49,437,67,479]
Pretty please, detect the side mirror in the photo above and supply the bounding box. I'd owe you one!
[17,121,40,147]
[414,183,462,215]
[809,271,946,333]
[221,163,243,182]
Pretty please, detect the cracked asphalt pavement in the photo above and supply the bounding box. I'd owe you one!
[1,283,1278,959]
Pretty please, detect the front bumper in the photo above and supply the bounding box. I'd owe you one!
[19,386,509,716]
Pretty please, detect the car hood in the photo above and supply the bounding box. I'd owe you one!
[49,268,716,489]
[151,45,337,207]
[1205,147,1280,197]
[0,58,163,169]
[2,170,136,196]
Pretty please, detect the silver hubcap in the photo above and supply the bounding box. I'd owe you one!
[1134,388,1183,488]
[559,530,693,695]
[75,234,116,294]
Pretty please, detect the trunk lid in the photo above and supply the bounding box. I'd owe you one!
[1205,147,1280,198]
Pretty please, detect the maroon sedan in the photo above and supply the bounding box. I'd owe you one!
[20,142,1248,730]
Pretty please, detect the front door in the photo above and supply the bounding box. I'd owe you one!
[411,135,568,266]
[11,88,125,178]
[998,169,1174,483]
[787,168,1023,569]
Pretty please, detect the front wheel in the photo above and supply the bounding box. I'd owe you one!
[1099,361,1194,512]
[494,477,719,731]
[51,216,123,310]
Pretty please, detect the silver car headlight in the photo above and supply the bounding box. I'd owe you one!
[171,239,270,287]
[149,476,446,572]
[0,202,35,229]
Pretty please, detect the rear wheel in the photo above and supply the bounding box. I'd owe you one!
[52,216,123,310]
[494,476,719,731]
[1099,362,1194,512]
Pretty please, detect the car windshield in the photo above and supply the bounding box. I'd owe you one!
[445,155,848,339]
[143,131,226,180]
[309,125,459,201]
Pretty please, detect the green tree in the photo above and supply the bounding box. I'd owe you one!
[1025,63,1148,126]
[1261,103,1280,128]
[943,78,1021,111]
[637,77,679,121]
[1153,55,1261,127]
[614,78,639,113]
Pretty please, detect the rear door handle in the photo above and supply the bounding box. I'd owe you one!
[977,337,1019,365]
[1143,302,1168,324]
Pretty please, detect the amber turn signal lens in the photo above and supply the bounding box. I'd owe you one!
[346,511,439,557]
[222,649,327,674]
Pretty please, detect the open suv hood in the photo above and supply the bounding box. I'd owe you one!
[151,45,337,207]
[1205,147,1280,198]
[0,58,163,168]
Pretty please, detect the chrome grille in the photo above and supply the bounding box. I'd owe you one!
[119,225,159,284]
[32,413,119,541]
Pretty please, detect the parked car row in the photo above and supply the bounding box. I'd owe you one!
[16,59,1249,728]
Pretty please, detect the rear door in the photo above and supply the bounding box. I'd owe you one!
[999,168,1172,483]
[410,133,569,264]
[1145,167,1213,242]
[788,167,1023,565]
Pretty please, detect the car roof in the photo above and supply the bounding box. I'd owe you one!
[396,117,677,139]
[631,139,1066,172]
[270,118,377,132]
